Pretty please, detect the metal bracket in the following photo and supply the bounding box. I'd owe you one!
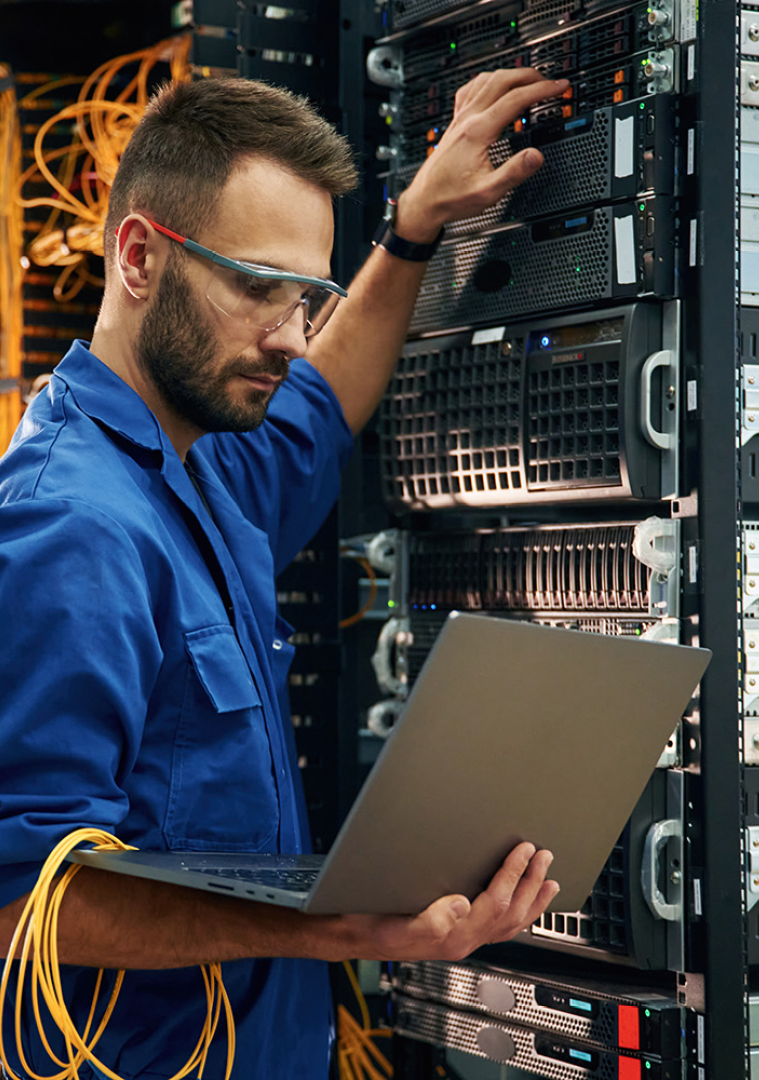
[747,826,759,911]
[743,365,759,435]
[370,616,410,695]
[633,516,680,620]
[366,46,403,88]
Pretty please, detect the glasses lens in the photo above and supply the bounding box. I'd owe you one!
[206,263,341,338]
[302,287,341,338]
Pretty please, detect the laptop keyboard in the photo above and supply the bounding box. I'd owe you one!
[189,866,320,891]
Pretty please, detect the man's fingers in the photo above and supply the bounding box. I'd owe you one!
[454,66,551,114]
[465,844,554,928]
[475,77,570,143]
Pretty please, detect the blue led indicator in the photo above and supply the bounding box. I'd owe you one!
[431,604,437,610]
[565,215,588,229]
[569,999,593,1013]
[564,117,588,130]
[569,1050,593,1064]
[541,335,551,348]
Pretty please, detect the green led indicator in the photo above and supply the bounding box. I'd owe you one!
[388,600,396,608]
[640,101,646,109]
[450,41,457,50]
[639,202,646,212]
[642,57,648,65]
[645,1064,652,1071]
[645,1009,651,1017]
[511,19,516,26]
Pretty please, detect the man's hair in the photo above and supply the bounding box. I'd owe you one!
[103,76,358,264]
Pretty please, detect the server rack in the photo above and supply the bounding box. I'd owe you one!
[359,0,750,1073]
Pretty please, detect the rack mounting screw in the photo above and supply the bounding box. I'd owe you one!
[750,75,759,92]
[750,24,759,41]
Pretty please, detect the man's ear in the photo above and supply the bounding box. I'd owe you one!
[115,215,160,301]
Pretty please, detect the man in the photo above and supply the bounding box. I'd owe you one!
[0,70,566,1078]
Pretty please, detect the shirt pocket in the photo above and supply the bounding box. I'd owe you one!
[163,625,280,851]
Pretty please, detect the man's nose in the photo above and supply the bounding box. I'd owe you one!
[260,302,309,359]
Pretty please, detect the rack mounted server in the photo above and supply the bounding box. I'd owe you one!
[386,957,689,1058]
[381,303,679,508]
[391,994,687,1078]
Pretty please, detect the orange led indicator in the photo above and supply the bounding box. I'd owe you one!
[613,88,625,102]
[514,119,524,132]
[614,69,625,84]
[427,128,437,142]
[426,146,436,158]
[562,86,573,98]
[562,104,573,117]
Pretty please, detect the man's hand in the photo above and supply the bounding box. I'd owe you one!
[395,69,570,242]
[339,842,559,962]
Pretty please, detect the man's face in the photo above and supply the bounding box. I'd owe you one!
[136,251,286,433]
[136,156,335,437]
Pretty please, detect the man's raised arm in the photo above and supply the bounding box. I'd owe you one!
[306,68,569,434]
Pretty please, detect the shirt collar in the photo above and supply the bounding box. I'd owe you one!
[53,339,173,458]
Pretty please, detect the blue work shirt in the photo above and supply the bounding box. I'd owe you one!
[0,340,354,1078]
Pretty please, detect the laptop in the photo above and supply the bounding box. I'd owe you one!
[69,613,711,916]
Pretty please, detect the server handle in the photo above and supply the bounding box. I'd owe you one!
[641,816,682,921]
[640,349,675,450]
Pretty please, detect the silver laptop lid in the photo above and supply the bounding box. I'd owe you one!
[305,613,711,915]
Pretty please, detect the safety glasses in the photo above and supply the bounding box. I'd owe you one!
[142,218,347,338]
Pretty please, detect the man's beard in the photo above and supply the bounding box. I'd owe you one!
[136,257,288,434]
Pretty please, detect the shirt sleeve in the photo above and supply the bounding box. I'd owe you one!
[0,498,163,908]
[195,359,355,575]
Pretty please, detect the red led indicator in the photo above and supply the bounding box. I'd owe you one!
[618,1005,640,1049]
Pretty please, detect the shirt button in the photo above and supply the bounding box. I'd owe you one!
[273,639,283,650]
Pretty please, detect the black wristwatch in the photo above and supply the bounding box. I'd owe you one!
[372,198,445,262]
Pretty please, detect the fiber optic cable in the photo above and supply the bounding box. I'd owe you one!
[0,828,235,1080]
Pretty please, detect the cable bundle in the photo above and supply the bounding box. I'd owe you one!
[337,962,393,1080]
[0,828,235,1080]
[0,64,24,453]
[15,36,190,302]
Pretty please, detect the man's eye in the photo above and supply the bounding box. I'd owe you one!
[237,274,273,299]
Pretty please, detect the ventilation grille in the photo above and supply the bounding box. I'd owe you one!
[527,354,621,487]
[380,338,525,507]
[533,837,628,951]
[396,109,613,234]
[392,961,619,1042]
[388,0,487,31]
[518,0,584,34]
[393,997,622,1078]
[409,213,614,335]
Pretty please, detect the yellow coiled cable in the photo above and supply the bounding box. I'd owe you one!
[0,828,235,1080]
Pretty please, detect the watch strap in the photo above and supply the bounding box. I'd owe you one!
[372,199,445,262]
